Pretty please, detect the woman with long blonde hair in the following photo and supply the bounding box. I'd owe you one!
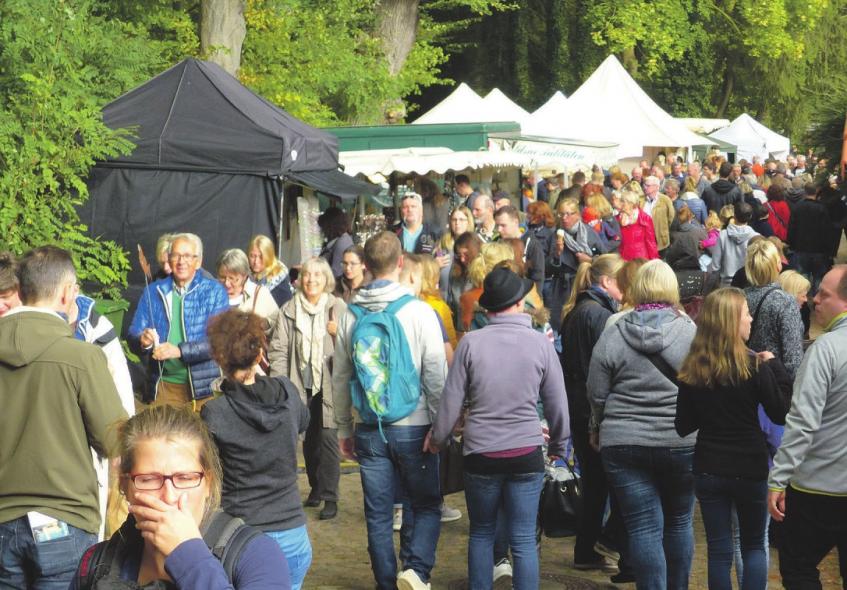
[676,288,791,590]
[248,234,293,306]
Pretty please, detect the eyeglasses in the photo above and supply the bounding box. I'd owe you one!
[126,472,204,491]
[169,253,198,262]
[557,211,578,218]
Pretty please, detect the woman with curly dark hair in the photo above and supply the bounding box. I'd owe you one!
[202,309,311,589]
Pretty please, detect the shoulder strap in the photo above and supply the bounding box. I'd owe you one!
[76,519,138,589]
[766,202,787,229]
[617,324,679,387]
[251,284,261,313]
[751,286,780,338]
[384,294,415,315]
[201,511,263,584]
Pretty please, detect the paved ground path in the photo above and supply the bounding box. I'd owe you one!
[303,237,847,589]
[299,469,842,589]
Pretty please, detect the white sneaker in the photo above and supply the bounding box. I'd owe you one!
[393,507,403,532]
[440,504,462,523]
[397,568,431,590]
[493,558,513,589]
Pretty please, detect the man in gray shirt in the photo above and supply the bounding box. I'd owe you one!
[768,265,847,588]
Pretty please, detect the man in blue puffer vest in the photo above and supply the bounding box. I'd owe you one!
[129,233,229,408]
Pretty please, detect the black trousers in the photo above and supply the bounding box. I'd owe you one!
[304,391,340,502]
[779,486,847,589]
[566,379,627,563]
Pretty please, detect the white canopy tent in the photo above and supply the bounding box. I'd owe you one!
[521,55,708,161]
[527,90,568,123]
[411,83,486,125]
[413,84,530,125]
[481,88,531,125]
[339,147,537,182]
[708,113,790,161]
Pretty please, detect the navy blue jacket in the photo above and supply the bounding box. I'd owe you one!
[394,222,439,255]
[128,271,229,401]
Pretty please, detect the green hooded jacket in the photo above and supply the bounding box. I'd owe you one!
[0,309,129,533]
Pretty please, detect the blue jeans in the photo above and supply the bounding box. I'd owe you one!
[0,515,97,589]
[696,474,768,590]
[266,525,312,590]
[355,424,441,590]
[601,446,695,590]
[464,471,544,590]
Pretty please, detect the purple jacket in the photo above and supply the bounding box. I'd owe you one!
[431,313,569,456]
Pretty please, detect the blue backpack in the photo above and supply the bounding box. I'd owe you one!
[348,294,420,440]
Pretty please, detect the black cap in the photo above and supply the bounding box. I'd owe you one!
[478,267,534,313]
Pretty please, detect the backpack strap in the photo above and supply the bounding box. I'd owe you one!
[75,518,138,589]
[384,294,416,315]
[201,510,263,584]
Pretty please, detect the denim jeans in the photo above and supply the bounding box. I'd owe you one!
[464,471,544,590]
[266,525,312,590]
[695,474,768,590]
[601,445,695,590]
[0,515,97,589]
[355,424,441,590]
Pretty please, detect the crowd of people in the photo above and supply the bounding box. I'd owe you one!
[1,151,847,590]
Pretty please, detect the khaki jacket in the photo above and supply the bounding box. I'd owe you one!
[0,309,128,533]
[268,294,346,425]
[650,193,676,251]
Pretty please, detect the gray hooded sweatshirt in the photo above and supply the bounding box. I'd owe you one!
[331,280,447,438]
[587,308,697,449]
[709,223,759,283]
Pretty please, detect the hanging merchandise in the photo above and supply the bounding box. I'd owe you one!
[297,194,323,262]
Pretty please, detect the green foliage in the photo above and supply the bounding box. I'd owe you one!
[239,0,509,126]
[439,0,841,141]
[0,0,163,299]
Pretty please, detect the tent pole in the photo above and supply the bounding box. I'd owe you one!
[278,177,286,261]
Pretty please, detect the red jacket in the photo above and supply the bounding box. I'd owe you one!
[766,200,790,241]
[618,209,659,261]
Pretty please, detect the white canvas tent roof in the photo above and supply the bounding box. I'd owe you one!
[522,91,568,133]
[521,55,708,159]
[481,88,530,124]
[413,84,529,125]
[412,83,485,125]
[530,91,568,118]
[708,113,790,161]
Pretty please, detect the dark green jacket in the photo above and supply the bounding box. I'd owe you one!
[0,309,128,533]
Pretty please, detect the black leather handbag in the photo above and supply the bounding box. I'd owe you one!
[538,463,582,538]
[438,437,465,496]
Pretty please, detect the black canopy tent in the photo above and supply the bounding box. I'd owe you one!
[82,58,374,310]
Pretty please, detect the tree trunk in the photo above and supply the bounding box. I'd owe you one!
[621,46,638,76]
[200,0,246,77]
[375,0,420,76]
[715,61,734,118]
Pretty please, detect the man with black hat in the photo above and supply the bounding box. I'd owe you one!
[429,265,569,590]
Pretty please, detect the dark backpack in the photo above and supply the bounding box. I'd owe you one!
[75,511,262,589]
